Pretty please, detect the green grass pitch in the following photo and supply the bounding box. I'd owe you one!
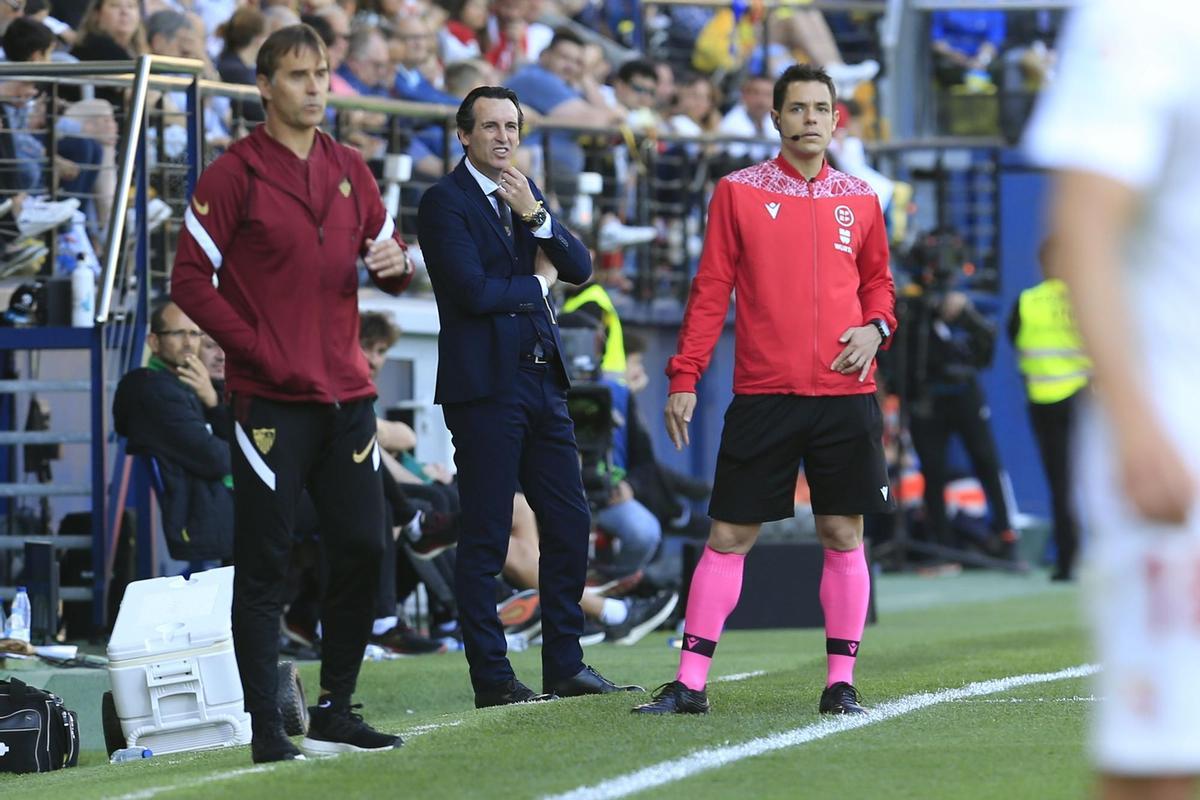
[0,570,1095,799]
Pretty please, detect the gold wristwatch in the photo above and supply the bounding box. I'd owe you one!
[520,200,548,228]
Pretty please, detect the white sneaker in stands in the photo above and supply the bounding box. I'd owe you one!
[16,197,81,237]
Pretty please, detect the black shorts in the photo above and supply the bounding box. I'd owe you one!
[708,394,895,524]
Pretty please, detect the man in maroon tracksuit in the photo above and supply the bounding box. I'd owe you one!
[171,25,413,763]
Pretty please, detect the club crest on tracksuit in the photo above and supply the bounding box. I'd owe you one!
[252,428,276,455]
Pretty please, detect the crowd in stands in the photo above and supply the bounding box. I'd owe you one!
[0,2,1066,286]
[0,0,915,293]
[0,0,1064,295]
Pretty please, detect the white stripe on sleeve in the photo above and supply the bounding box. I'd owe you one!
[373,214,395,243]
[184,207,224,271]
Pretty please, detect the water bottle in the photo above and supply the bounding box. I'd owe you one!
[109,747,153,764]
[71,255,96,328]
[7,586,31,642]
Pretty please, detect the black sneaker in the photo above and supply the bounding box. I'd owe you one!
[819,682,867,715]
[605,591,679,646]
[409,511,459,560]
[371,624,447,655]
[299,703,403,757]
[631,681,709,715]
[251,722,305,763]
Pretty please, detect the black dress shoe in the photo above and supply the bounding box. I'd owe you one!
[545,665,644,697]
[474,679,555,709]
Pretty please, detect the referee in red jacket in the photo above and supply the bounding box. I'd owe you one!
[634,64,896,718]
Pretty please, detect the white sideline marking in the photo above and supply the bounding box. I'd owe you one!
[545,663,1100,800]
[954,695,1100,704]
[111,764,280,800]
[404,720,463,737]
[107,719,462,799]
[712,671,766,683]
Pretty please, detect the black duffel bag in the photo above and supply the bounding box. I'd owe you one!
[0,677,80,774]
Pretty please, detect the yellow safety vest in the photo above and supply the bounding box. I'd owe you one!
[1015,279,1091,404]
[562,284,627,375]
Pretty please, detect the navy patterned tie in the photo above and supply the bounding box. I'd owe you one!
[493,190,513,238]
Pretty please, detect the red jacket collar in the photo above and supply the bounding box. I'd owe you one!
[774,155,829,183]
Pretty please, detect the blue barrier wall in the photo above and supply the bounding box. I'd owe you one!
[634,321,735,486]
[980,156,1053,517]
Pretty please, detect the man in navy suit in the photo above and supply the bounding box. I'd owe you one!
[418,86,642,707]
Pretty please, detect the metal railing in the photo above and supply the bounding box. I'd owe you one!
[0,56,207,627]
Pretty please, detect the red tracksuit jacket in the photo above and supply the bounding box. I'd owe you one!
[171,125,411,404]
[667,157,896,396]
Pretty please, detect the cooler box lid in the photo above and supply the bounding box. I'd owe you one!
[107,567,235,662]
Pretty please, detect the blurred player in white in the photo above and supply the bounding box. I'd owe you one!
[1025,2,1200,799]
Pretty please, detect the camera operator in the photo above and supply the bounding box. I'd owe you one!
[895,230,1021,562]
[560,311,663,584]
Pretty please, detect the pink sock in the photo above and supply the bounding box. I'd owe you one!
[819,545,870,687]
[676,546,746,691]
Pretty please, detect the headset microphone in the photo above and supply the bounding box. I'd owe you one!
[787,133,804,141]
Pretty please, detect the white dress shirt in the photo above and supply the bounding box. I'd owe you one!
[462,155,553,296]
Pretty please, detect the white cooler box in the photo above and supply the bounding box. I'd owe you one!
[106,567,251,755]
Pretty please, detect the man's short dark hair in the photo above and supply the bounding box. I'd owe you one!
[616,59,657,86]
[2,18,55,63]
[547,27,584,51]
[359,311,400,347]
[256,23,327,80]
[456,85,524,132]
[149,299,174,333]
[773,63,836,112]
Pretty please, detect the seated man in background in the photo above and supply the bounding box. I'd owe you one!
[359,310,458,655]
[359,310,461,539]
[113,300,233,568]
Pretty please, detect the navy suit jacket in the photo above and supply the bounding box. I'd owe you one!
[418,159,592,405]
